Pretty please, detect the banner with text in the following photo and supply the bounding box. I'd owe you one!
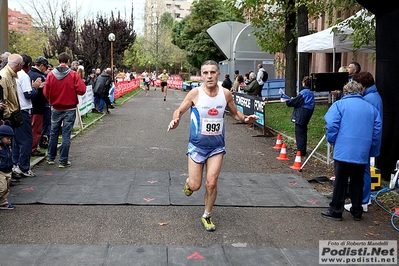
[232,92,265,127]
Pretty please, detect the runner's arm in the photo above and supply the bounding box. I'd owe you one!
[167,88,197,131]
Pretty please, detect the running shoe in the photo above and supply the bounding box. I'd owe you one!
[21,169,36,178]
[0,202,15,210]
[12,165,22,175]
[183,182,193,196]
[59,161,71,168]
[201,215,216,231]
[47,160,55,165]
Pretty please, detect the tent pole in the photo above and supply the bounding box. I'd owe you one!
[297,52,300,94]
[333,47,336,72]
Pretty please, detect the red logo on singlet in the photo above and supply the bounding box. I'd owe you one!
[208,108,219,116]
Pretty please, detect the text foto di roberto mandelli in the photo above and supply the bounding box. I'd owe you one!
[319,240,397,265]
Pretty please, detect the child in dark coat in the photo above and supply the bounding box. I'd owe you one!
[0,124,15,210]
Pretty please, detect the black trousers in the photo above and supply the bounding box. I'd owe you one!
[295,123,307,156]
[329,160,365,218]
[101,95,112,113]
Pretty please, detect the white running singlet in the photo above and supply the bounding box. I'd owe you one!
[188,86,226,152]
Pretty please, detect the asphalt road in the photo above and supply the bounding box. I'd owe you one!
[1,87,397,250]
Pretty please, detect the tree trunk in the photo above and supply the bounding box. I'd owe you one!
[297,5,310,88]
[284,0,297,97]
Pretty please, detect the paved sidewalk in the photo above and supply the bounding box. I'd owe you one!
[0,244,318,265]
[1,88,397,266]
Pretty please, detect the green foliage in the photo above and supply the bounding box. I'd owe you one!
[123,11,188,74]
[176,0,246,69]
[160,12,174,29]
[9,29,50,61]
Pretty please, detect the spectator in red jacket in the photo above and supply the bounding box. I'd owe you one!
[43,52,86,168]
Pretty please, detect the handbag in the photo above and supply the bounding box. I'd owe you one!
[8,109,23,128]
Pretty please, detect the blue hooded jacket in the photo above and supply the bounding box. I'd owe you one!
[286,87,315,126]
[324,93,382,164]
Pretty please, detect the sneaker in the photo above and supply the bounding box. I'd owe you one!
[321,210,342,221]
[39,144,48,149]
[40,136,49,149]
[47,160,55,165]
[183,182,193,196]
[10,179,19,187]
[12,165,22,175]
[21,169,36,178]
[109,105,115,109]
[352,214,361,221]
[201,215,216,231]
[31,150,46,157]
[12,172,22,180]
[59,161,71,168]
[0,202,15,210]
[344,203,368,212]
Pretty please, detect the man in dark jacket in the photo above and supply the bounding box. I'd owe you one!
[285,76,315,156]
[28,56,49,157]
[93,68,113,114]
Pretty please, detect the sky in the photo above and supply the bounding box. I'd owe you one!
[7,0,146,34]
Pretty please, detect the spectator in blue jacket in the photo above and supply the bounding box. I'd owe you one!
[344,72,383,213]
[286,76,315,156]
[322,81,382,222]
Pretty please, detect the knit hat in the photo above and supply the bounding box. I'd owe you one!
[0,124,14,138]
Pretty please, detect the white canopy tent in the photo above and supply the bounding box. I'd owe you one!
[298,10,375,71]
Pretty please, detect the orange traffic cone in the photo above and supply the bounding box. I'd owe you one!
[273,134,282,150]
[290,151,304,170]
[276,143,289,161]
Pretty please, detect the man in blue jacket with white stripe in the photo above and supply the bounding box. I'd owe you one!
[344,72,383,213]
[322,81,382,221]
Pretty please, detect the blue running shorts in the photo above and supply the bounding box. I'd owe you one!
[186,143,226,164]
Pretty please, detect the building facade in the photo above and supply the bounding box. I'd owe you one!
[8,8,32,33]
[164,0,191,21]
[144,0,192,36]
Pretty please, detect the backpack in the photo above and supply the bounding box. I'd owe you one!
[261,70,268,82]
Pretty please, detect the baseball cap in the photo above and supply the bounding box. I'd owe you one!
[35,56,49,67]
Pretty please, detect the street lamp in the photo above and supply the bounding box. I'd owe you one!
[108,33,115,80]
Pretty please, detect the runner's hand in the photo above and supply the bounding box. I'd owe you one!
[244,115,260,123]
[167,118,180,131]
